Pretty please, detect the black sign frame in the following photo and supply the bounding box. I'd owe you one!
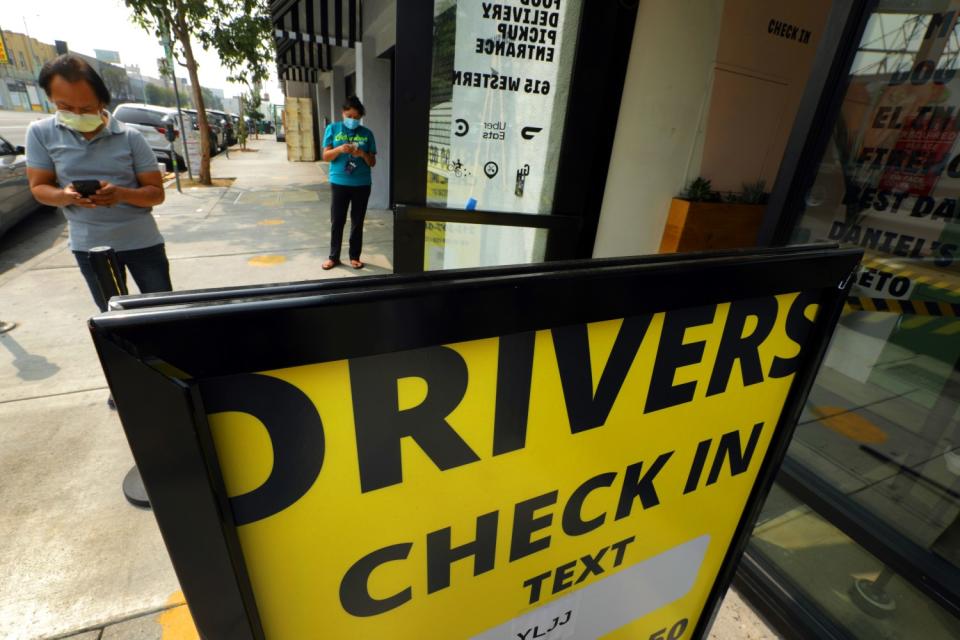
[90,245,861,639]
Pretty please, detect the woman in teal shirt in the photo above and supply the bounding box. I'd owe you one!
[321,96,377,269]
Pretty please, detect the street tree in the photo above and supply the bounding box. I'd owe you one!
[124,0,273,184]
[237,94,249,150]
[144,83,176,107]
[245,93,265,138]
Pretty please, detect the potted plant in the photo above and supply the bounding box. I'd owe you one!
[659,178,769,253]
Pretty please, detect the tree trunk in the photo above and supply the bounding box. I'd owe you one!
[239,94,247,150]
[174,9,211,185]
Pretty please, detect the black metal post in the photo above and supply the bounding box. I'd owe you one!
[87,246,149,509]
[88,246,128,301]
[391,0,433,273]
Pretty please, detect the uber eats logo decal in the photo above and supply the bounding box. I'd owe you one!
[201,292,818,638]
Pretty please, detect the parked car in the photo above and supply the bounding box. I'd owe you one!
[112,103,185,171]
[0,134,46,238]
[245,117,274,136]
[273,104,285,142]
[183,109,226,154]
[229,114,243,141]
[208,109,237,146]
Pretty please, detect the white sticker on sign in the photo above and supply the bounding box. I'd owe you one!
[471,535,710,640]
[445,0,580,214]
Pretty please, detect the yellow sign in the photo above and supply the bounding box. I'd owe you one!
[0,32,9,65]
[205,291,818,639]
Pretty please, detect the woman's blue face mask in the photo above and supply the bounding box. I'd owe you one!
[343,116,360,130]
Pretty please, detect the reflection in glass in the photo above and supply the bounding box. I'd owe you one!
[786,2,960,576]
[751,485,960,639]
[423,222,547,271]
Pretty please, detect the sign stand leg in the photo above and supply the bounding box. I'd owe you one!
[850,566,897,618]
[122,466,150,508]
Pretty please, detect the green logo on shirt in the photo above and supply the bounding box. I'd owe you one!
[334,132,369,144]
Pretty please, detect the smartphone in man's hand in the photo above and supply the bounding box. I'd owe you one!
[71,180,101,197]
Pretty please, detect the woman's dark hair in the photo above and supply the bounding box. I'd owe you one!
[38,54,111,104]
[342,95,366,117]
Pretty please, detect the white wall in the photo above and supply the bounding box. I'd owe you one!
[329,66,346,123]
[357,37,392,209]
[356,0,395,209]
[315,83,332,129]
[592,0,724,258]
[364,0,397,56]
[699,0,831,191]
[593,0,832,258]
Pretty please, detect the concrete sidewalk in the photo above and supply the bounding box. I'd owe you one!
[0,138,777,639]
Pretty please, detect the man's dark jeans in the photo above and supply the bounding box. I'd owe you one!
[74,243,172,312]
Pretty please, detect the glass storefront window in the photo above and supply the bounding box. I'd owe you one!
[753,484,960,638]
[422,0,584,269]
[752,2,960,636]
[786,1,960,567]
[424,221,547,271]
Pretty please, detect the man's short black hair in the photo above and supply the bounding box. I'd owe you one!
[342,95,366,117]
[38,54,112,105]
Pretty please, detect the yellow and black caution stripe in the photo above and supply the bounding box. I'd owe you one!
[860,253,960,296]
[846,296,960,316]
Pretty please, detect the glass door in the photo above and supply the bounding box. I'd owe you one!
[393,0,620,273]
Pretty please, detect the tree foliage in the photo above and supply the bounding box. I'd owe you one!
[202,87,224,111]
[157,56,173,81]
[145,83,177,107]
[124,0,274,183]
[209,6,274,88]
[141,82,222,110]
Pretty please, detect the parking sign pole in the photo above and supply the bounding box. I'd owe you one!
[171,142,182,193]
[165,127,182,193]
[161,22,193,181]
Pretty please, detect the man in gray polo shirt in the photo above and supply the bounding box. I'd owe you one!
[26,54,169,314]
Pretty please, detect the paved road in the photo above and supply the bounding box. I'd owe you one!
[0,109,52,147]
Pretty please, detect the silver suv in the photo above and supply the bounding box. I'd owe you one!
[112,103,184,171]
[0,134,44,239]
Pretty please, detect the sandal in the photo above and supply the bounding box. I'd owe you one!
[350,259,364,269]
[322,259,340,270]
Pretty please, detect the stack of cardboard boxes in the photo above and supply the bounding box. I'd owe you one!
[284,97,316,162]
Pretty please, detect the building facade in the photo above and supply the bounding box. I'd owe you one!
[72,52,137,108]
[0,30,56,112]
[269,1,960,637]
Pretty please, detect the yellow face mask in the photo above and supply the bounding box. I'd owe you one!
[56,110,104,133]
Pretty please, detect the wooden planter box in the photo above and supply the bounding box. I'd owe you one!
[658,198,766,253]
